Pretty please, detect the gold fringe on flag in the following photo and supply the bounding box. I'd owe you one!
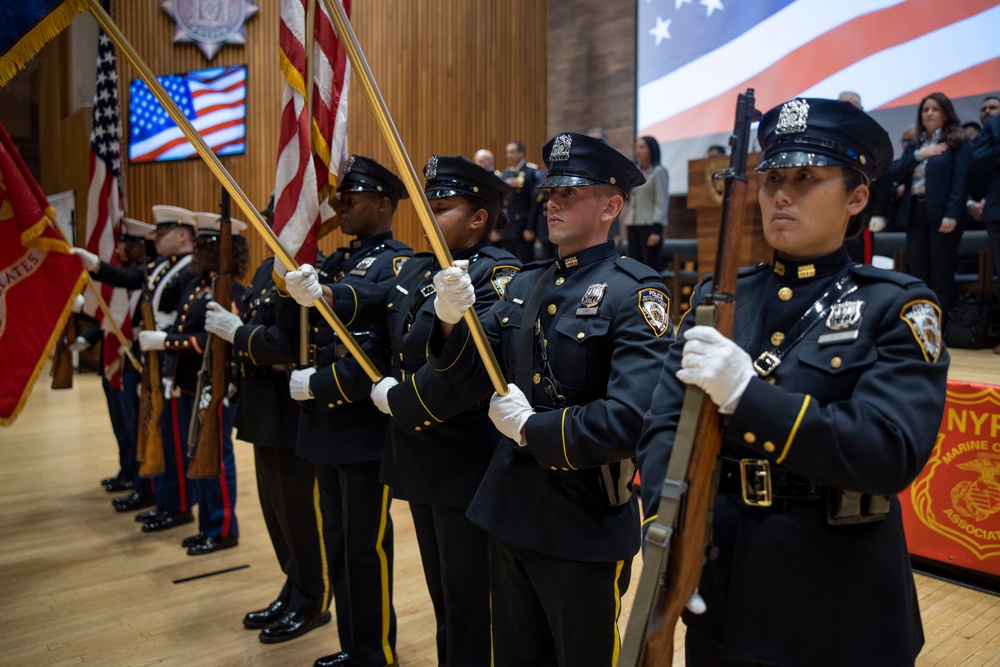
[0,0,90,87]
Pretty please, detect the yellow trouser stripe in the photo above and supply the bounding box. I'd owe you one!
[376,484,396,664]
[313,477,331,612]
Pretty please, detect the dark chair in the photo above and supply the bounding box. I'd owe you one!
[660,238,699,326]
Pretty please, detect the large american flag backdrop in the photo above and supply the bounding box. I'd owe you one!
[127,64,247,164]
[637,0,1000,193]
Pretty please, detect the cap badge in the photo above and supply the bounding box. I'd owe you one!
[344,155,356,174]
[424,155,439,179]
[550,134,573,162]
[776,99,810,135]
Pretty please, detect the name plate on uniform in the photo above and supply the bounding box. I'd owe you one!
[817,330,859,345]
[575,306,599,316]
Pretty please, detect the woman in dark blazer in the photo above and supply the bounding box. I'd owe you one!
[891,91,972,314]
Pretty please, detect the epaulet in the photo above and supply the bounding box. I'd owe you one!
[526,162,539,169]
[476,245,520,264]
[699,261,769,285]
[849,263,923,287]
[384,238,413,253]
[615,255,661,282]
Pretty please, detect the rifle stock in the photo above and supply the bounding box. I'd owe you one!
[621,90,760,666]
[50,313,77,390]
[138,299,165,477]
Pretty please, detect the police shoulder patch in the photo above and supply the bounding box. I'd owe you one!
[490,265,520,299]
[638,288,671,337]
[392,256,409,276]
[900,299,943,363]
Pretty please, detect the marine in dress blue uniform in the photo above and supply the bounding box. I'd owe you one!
[636,98,950,666]
[427,134,674,666]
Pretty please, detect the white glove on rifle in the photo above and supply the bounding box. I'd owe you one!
[161,376,177,399]
[68,336,91,352]
[71,294,86,313]
[139,330,167,351]
[71,247,100,271]
[432,260,473,324]
[676,325,755,415]
[488,383,534,446]
[284,264,323,307]
[687,589,707,615]
[289,368,316,401]
[370,377,399,416]
[868,215,887,233]
[205,301,242,343]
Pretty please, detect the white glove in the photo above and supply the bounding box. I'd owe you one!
[198,385,213,412]
[161,376,176,399]
[370,377,399,415]
[139,330,167,351]
[71,294,86,313]
[284,264,323,307]
[205,301,242,343]
[432,260,473,324]
[687,589,707,615]
[71,247,99,271]
[868,215,886,233]
[68,335,91,352]
[676,326,755,415]
[488,383,534,446]
[288,367,316,401]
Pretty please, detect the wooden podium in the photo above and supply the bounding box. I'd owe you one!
[687,153,772,280]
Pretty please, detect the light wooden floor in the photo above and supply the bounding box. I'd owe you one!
[1,350,998,666]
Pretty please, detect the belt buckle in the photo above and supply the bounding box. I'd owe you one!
[753,351,781,377]
[740,458,773,507]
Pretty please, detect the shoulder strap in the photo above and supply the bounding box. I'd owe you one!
[514,263,558,390]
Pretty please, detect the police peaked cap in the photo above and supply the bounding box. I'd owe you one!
[756,98,893,183]
[151,205,197,233]
[422,155,512,205]
[193,211,248,236]
[538,132,645,197]
[337,155,409,203]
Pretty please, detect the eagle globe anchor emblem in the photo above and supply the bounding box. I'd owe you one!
[951,454,1000,522]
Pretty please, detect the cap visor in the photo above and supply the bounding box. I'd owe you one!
[755,150,848,172]
[538,174,605,189]
[424,186,468,201]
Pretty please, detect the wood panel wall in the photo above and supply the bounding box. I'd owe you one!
[37,1,548,271]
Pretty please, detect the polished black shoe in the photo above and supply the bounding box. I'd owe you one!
[134,507,161,523]
[186,535,238,555]
[259,609,330,644]
[181,532,207,549]
[313,652,359,667]
[113,491,154,512]
[141,510,194,533]
[102,477,132,493]
[243,599,287,629]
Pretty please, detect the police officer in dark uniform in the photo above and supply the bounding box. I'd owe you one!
[278,155,412,665]
[636,98,950,666]
[429,133,674,666]
[497,140,543,263]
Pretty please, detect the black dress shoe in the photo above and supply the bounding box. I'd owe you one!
[243,599,287,629]
[313,652,359,667]
[181,532,207,549]
[259,609,331,644]
[186,535,238,555]
[104,478,133,493]
[135,507,161,523]
[113,491,154,512]
[141,510,194,532]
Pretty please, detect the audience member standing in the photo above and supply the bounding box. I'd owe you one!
[497,141,543,263]
[973,112,1000,354]
[622,135,669,272]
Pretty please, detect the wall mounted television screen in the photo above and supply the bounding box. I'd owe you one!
[128,64,247,163]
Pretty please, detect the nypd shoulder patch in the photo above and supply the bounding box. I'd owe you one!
[490,265,519,299]
[638,288,671,337]
[392,256,410,276]
[900,299,943,363]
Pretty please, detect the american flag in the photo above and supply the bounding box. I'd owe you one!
[272,0,351,269]
[84,19,130,389]
[127,65,247,163]
[638,0,1000,192]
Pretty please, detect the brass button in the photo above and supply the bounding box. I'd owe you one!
[261,288,267,294]
[766,376,777,385]
[744,432,756,444]
[778,287,793,301]
[336,400,343,406]
[400,353,405,361]
[387,303,393,309]
[547,304,556,315]
[328,403,335,408]
[424,271,431,278]
[424,420,431,426]
[532,373,541,384]
[770,331,785,346]
[763,441,776,453]
[415,426,422,431]
[502,317,509,324]
[831,356,842,369]
[550,466,558,471]
[555,277,565,286]
[561,466,569,471]
[577,332,585,339]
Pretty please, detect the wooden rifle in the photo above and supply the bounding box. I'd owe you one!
[620,89,761,666]
[50,312,77,390]
[187,191,232,479]
[138,297,165,477]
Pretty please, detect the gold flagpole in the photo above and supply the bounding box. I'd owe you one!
[322,0,509,396]
[85,0,382,382]
[84,275,142,372]
[300,0,317,369]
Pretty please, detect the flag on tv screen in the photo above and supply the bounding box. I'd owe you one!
[128,64,247,163]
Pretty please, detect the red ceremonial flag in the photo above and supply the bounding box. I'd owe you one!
[0,120,87,425]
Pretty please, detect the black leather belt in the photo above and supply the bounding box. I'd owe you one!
[717,456,822,505]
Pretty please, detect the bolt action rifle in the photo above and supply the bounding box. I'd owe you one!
[50,311,77,390]
[138,296,166,478]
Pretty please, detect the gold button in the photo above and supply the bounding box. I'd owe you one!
[387,303,393,309]
[337,400,343,406]
[555,277,565,286]
[831,356,842,369]
[424,271,431,278]
[547,304,556,315]
[766,376,777,385]
[561,467,569,471]
[577,332,585,339]
[261,288,267,295]
[744,432,756,444]
[550,466,558,471]
[264,298,270,303]
[400,353,405,361]
[502,317,509,324]
[415,426,422,431]
[424,420,431,426]
[778,287,793,301]
[328,403,335,408]
[763,441,776,453]
[770,332,785,346]
[530,373,540,385]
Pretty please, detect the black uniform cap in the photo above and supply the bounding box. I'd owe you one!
[538,132,646,197]
[756,98,893,184]
[423,155,512,205]
[337,155,409,203]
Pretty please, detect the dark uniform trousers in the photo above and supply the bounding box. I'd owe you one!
[637,248,949,667]
[177,393,239,538]
[102,372,141,490]
[234,258,330,615]
[427,241,674,666]
[158,393,194,514]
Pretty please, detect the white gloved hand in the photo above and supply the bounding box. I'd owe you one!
[68,335,91,352]
[488,383,534,446]
[205,301,242,343]
[676,326,755,415]
[686,589,707,615]
[432,260,474,324]
[284,264,323,307]
[867,215,886,233]
[288,367,316,401]
[198,385,213,412]
[162,376,176,399]
[71,294,86,313]
[139,330,167,351]
[370,377,399,415]
[71,247,100,271]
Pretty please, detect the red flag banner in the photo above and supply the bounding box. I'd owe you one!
[0,121,87,425]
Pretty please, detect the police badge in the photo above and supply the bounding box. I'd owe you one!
[349,256,377,276]
[161,0,260,61]
[344,155,356,175]
[776,99,810,135]
[549,134,573,162]
[424,155,439,180]
[901,300,943,363]
[818,300,863,345]
[639,289,670,337]
[575,283,607,316]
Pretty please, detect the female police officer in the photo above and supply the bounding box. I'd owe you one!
[636,98,949,666]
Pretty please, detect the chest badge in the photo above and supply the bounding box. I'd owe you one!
[901,300,943,363]
[638,288,671,337]
[818,300,863,345]
[576,282,608,316]
[349,256,377,276]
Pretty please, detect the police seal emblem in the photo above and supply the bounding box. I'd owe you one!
[392,256,409,276]
[639,288,670,336]
[901,300,943,363]
[776,99,810,135]
[549,134,573,162]
[161,0,260,61]
[424,155,439,180]
[490,266,519,299]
